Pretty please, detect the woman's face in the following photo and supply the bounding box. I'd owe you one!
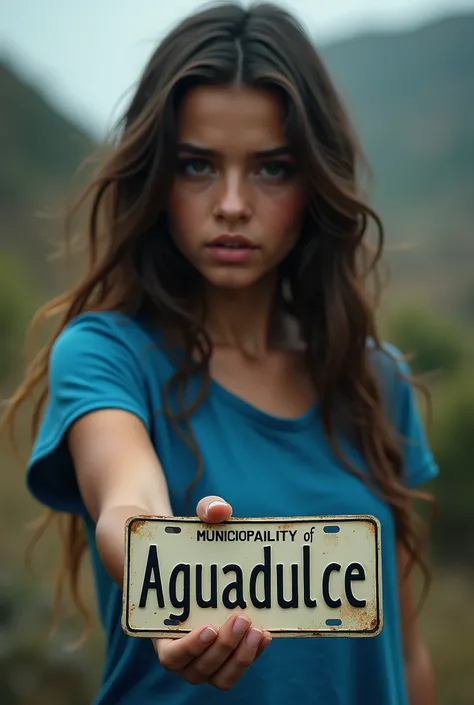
[168,84,306,291]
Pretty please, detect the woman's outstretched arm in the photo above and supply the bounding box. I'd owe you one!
[68,408,271,690]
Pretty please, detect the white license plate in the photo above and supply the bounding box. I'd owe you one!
[122,516,383,639]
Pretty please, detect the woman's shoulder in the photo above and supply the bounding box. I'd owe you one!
[56,310,151,341]
[367,338,415,408]
[50,310,172,376]
[55,310,165,348]
[368,338,410,378]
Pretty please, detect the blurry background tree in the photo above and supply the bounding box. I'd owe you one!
[388,306,467,375]
[1,9,473,705]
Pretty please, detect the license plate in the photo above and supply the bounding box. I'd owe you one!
[122,516,382,639]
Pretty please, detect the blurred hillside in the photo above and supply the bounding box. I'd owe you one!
[321,13,474,310]
[0,59,96,296]
[325,14,474,217]
[1,11,474,705]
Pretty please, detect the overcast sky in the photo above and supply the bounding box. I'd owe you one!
[2,0,474,137]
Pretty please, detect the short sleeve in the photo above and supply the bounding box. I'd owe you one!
[377,343,439,489]
[27,312,151,513]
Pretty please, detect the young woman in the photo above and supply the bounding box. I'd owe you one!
[4,2,438,703]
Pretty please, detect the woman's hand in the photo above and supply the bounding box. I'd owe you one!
[153,496,272,690]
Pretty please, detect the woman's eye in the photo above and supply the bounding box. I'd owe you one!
[260,162,294,179]
[179,159,212,176]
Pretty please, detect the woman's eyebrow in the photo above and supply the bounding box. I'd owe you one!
[177,142,292,158]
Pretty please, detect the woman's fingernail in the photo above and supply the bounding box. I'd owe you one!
[246,628,262,648]
[205,500,227,516]
[233,615,251,635]
[200,627,218,645]
[261,636,272,652]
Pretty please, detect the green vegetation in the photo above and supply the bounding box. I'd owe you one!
[460,279,474,321]
[0,570,101,705]
[431,372,474,558]
[388,306,467,375]
[1,10,474,704]
[0,254,37,382]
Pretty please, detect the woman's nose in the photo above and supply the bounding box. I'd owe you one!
[213,172,252,224]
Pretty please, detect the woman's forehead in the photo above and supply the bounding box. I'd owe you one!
[176,85,288,154]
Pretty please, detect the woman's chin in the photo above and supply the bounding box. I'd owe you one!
[201,266,265,291]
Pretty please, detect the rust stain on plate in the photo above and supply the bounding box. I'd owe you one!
[339,600,373,630]
[130,519,148,535]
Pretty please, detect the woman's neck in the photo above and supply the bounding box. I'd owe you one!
[200,274,281,360]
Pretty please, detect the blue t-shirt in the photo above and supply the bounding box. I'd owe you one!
[27,311,438,705]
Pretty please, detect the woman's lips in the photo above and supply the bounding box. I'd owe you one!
[206,235,259,263]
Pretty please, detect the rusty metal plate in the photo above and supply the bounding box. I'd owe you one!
[122,516,382,639]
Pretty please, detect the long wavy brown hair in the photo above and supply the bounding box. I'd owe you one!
[2,1,436,633]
